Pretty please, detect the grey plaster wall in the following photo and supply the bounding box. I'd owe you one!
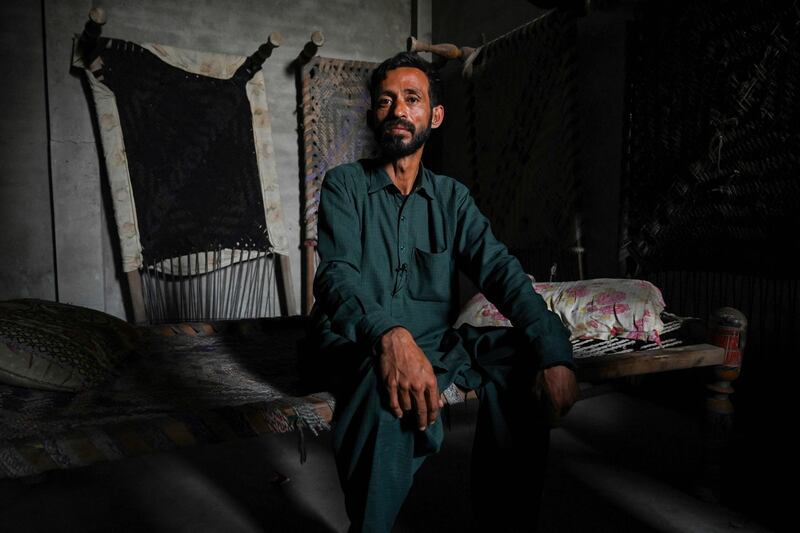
[0,1,55,301]
[433,1,632,279]
[1,0,422,318]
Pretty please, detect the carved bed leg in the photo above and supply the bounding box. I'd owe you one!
[127,270,148,325]
[695,307,746,502]
[303,241,317,315]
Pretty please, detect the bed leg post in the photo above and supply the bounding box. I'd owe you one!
[303,241,317,315]
[127,270,148,325]
[695,307,746,502]
[276,254,298,316]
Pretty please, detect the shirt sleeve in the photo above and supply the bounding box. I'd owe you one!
[454,188,575,370]
[313,170,401,350]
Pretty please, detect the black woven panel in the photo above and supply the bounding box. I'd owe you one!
[96,39,271,262]
[621,0,800,277]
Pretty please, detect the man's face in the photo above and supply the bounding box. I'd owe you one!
[372,67,444,159]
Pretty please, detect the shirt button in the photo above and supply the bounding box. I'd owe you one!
[400,245,405,250]
[400,216,406,221]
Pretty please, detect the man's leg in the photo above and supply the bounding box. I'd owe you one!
[322,343,445,533]
[453,326,551,532]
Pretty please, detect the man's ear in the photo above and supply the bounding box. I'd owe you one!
[431,105,444,129]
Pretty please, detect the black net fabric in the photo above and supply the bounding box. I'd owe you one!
[465,10,581,280]
[94,40,271,263]
[622,0,800,278]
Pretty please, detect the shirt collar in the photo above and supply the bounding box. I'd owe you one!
[368,160,434,199]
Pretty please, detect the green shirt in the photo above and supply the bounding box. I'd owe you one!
[313,159,573,370]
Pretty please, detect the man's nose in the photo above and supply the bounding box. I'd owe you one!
[391,99,408,118]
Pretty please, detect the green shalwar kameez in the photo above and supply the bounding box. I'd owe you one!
[311,160,574,533]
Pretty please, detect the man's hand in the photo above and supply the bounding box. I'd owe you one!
[535,365,580,426]
[378,327,443,431]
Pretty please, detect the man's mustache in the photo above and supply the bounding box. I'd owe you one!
[380,118,416,135]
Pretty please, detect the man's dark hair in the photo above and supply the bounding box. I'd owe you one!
[369,52,442,109]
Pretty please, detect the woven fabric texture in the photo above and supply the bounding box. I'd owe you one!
[299,56,379,243]
[465,10,581,280]
[0,300,138,392]
[621,0,800,277]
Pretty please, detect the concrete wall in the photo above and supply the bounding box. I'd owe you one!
[0,1,55,301]
[432,0,633,279]
[1,0,426,318]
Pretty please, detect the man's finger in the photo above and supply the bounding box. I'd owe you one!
[425,388,439,427]
[413,388,428,430]
[399,386,413,413]
[385,379,403,418]
[430,378,441,421]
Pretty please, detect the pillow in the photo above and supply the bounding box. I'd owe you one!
[455,278,666,342]
[0,299,140,392]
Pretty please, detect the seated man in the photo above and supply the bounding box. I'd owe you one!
[310,51,579,533]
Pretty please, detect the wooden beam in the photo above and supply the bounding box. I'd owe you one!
[574,343,726,382]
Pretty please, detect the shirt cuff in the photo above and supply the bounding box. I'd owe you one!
[357,315,402,353]
[526,324,576,371]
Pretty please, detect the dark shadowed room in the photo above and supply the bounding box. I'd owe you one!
[0,1,795,532]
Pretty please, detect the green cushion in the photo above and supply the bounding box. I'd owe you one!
[0,299,139,392]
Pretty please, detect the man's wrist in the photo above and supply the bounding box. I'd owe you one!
[379,326,409,347]
[373,326,404,356]
[541,361,577,372]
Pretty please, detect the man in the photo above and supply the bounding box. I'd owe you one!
[311,52,579,533]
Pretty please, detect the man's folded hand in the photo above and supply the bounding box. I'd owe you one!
[378,327,443,431]
[535,364,580,427]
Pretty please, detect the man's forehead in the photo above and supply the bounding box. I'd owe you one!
[379,67,429,93]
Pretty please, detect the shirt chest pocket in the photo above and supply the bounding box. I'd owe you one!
[408,247,453,302]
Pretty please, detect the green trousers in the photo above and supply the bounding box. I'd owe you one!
[314,325,551,533]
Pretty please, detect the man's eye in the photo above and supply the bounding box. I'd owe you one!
[378,98,392,107]
[407,96,419,104]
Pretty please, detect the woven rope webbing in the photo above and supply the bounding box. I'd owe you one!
[300,57,379,243]
[78,38,289,322]
[465,10,581,280]
[621,0,800,277]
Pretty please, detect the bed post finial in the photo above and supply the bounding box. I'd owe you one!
[407,36,475,62]
[304,31,325,61]
[243,32,283,76]
[76,6,107,67]
[695,306,746,502]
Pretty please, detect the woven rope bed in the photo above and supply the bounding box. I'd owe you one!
[298,56,379,314]
[0,312,723,479]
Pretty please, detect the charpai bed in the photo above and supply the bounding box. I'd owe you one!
[0,291,743,481]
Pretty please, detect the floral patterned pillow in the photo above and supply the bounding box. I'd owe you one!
[455,278,666,342]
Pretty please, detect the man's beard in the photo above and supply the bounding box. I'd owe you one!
[375,117,432,159]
